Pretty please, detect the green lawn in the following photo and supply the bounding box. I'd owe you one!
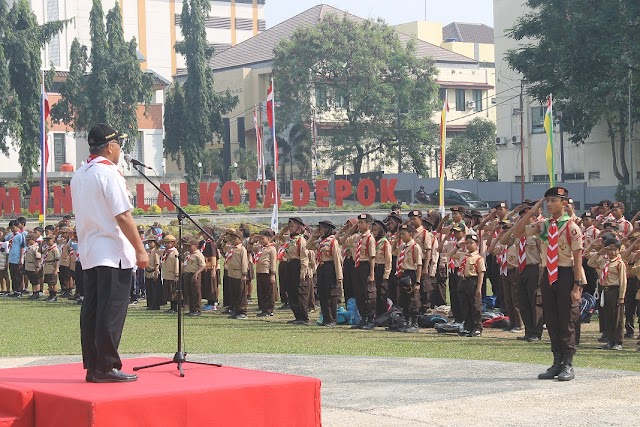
[1,297,638,371]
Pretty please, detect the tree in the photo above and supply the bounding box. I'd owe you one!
[446,118,497,181]
[51,1,152,152]
[1,0,68,179]
[274,122,313,180]
[506,0,640,184]
[234,148,258,181]
[164,0,238,198]
[273,14,439,179]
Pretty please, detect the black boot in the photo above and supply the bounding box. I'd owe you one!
[538,352,563,379]
[361,317,375,330]
[351,319,367,329]
[403,317,419,333]
[557,353,575,381]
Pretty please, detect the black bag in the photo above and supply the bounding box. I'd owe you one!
[374,306,403,327]
[399,274,413,293]
[418,314,448,328]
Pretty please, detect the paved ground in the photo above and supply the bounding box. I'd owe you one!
[1,353,638,426]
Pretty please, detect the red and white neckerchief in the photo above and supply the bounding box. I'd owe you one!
[225,248,234,262]
[316,236,333,264]
[396,242,414,277]
[201,239,212,253]
[86,154,124,177]
[458,254,469,277]
[183,251,196,267]
[499,246,508,276]
[617,218,631,235]
[583,225,596,249]
[7,232,18,251]
[253,243,273,264]
[354,235,364,267]
[447,237,457,273]
[546,219,559,285]
[601,255,620,283]
[161,247,176,263]
[44,244,58,262]
[517,237,527,273]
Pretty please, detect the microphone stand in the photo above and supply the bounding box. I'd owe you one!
[130,164,221,377]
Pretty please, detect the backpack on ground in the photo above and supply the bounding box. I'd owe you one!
[374,306,403,327]
[435,321,465,333]
[418,314,448,328]
[580,292,597,323]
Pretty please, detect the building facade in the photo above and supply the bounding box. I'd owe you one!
[493,0,637,186]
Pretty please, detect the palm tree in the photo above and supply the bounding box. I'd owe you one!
[276,122,313,181]
[234,148,258,181]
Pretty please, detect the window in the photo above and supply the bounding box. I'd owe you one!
[130,132,144,163]
[589,171,600,179]
[532,174,558,182]
[439,88,447,102]
[53,133,65,171]
[563,172,584,181]
[473,90,483,112]
[455,89,465,111]
[531,106,545,134]
[47,0,61,67]
[315,85,327,108]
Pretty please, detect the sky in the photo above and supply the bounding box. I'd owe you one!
[265,0,494,28]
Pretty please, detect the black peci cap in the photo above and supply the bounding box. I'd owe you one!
[373,219,388,234]
[399,224,416,233]
[87,123,127,147]
[357,213,373,222]
[408,209,422,218]
[318,220,336,230]
[289,217,305,226]
[544,186,569,200]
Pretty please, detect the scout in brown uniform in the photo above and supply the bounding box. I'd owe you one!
[395,224,422,333]
[408,210,433,311]
[442,224,467,324]
[511,206,544,342]
[42,235,60,302]
[144,236,162,310]
[384,212,403,305]
[306,233,318,312]
[341,214,377,330]
[486,202,509,306]
[581,212,600,295]
[335,218,359,304]
[451,234,486,336]
[491,222,524,333]
[161,235,180,313]
[181,237,206,316]
[254,229,278,317]
[24,234,42,299]
[586,233,626,350]
[513,187,583,381]
[58,230,72,298]
[224,229,250,319]
[372,219,392,317]
[281,218,309,324]
[199,226,218,312]
[308,221,343,326]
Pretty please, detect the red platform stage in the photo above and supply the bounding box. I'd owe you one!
[0,357,321,427]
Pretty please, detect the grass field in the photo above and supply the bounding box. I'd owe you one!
[1,296,639,372]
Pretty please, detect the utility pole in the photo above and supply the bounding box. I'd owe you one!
[397,106,402,173]
[520,80,525,201]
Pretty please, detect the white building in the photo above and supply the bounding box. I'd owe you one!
[1,0,266,179]
[493,0,637,186]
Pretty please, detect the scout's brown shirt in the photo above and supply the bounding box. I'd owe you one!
[495,242,519,269]
[312,236,344,281]
[59,242,71,267]
[42,245,60,275]
[24,244,41,272]
[226,243,249,280]
[374,237,392,280]
[255,244,277,275]
[528,220,582,268]
[183,249,205,274]
[398,239,422,271]
[145,247,160,279]
[587,255,627,297]
[161,248,179,281]
[413,226,433,253]
[346,231,376,263]
[443,238,465,267]
[460,251,486,277]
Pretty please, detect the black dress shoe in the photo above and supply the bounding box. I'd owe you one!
[92,368,138,383]
[85,370,96,382]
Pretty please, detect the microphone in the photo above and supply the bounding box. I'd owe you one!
[124,154,153,170]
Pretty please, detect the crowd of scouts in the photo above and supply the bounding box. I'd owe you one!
[2,187,640,382]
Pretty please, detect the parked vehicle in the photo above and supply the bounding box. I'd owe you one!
[429,188,489,209]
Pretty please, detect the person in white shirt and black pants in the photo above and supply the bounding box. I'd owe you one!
[71,124,149,383]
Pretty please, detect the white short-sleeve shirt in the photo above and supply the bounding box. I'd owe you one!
[71,157,136,270]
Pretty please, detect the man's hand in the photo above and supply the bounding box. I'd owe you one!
[617,298,624,305]
[135,248,149,269]
[571,285,582,304]
[368,274,375,282]
[270,274,276,284]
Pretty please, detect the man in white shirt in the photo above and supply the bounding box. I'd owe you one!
[71,123,149,383]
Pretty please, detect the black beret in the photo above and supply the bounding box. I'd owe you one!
[357,213,373,222]
[544,187,569,200]
[408,209,422,218]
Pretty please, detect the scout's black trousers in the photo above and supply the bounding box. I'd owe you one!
[540,266,580,356]
[518,264,543,339]
[458,277,482,333]
[81,266,131,373]
[354,261,376,320]
[317,262,340,324]
[286,259,308,322]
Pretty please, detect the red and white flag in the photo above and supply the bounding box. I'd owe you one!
[267,79,278,232]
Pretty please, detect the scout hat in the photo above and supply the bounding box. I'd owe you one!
[163,234,177,242]
[522,199,535,207]
[181,236,199,246]
[398,224,415,234]
[144,235,158,243]
[601,232,621,249]
[87,123,127,147]
[544,186,569,200]
[494,201,507,209]
[408,209,422,218]
[611,201,625,210]
[519,206,531,216]
[318,220,336,230]
[602,221,615,229]
[451,224,465,233]
[225,229,244,240]
[450,206,466,214]
[26,233,37,241]
[598,200,612,208]
[373,219,388,234]
[357,213,373,222]
[386,212,403,224]
[421,217,434,227]
[470,209,483,218]
[259,228,275,237]
[465,234,479,242]
[581,211,593,219]
[289,217,305,226]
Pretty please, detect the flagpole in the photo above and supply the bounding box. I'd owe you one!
[258,103,265,197]
[312,109,318,180]
[438,94,448,216]
[40,70,47,227]
[270,78,278,232]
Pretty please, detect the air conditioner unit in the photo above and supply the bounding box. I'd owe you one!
[466,101,476,109]
[511,136,521,144]
[495,137,508,145]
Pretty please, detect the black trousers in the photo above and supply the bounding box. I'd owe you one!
[518,264,543,339]
[256,272,274,313]
[431,266,448,308]
[624,277,640,336]
[228,276,247,315]
[354,261,376,320]
[602,286,624,345]
[389,256,398,305]
[458,277,482,332]
[278,261,288,304]
[374,264,388,316]
[448,268,462,323]
[317,262,339,324]
[343,257,356,303]
[540,266,580,356]
[145,277,163,309]
[287,259,308,321]
[81,266,132,373]
[398,270,419,319]
[9,263,22,293]
[75,261,84,297]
